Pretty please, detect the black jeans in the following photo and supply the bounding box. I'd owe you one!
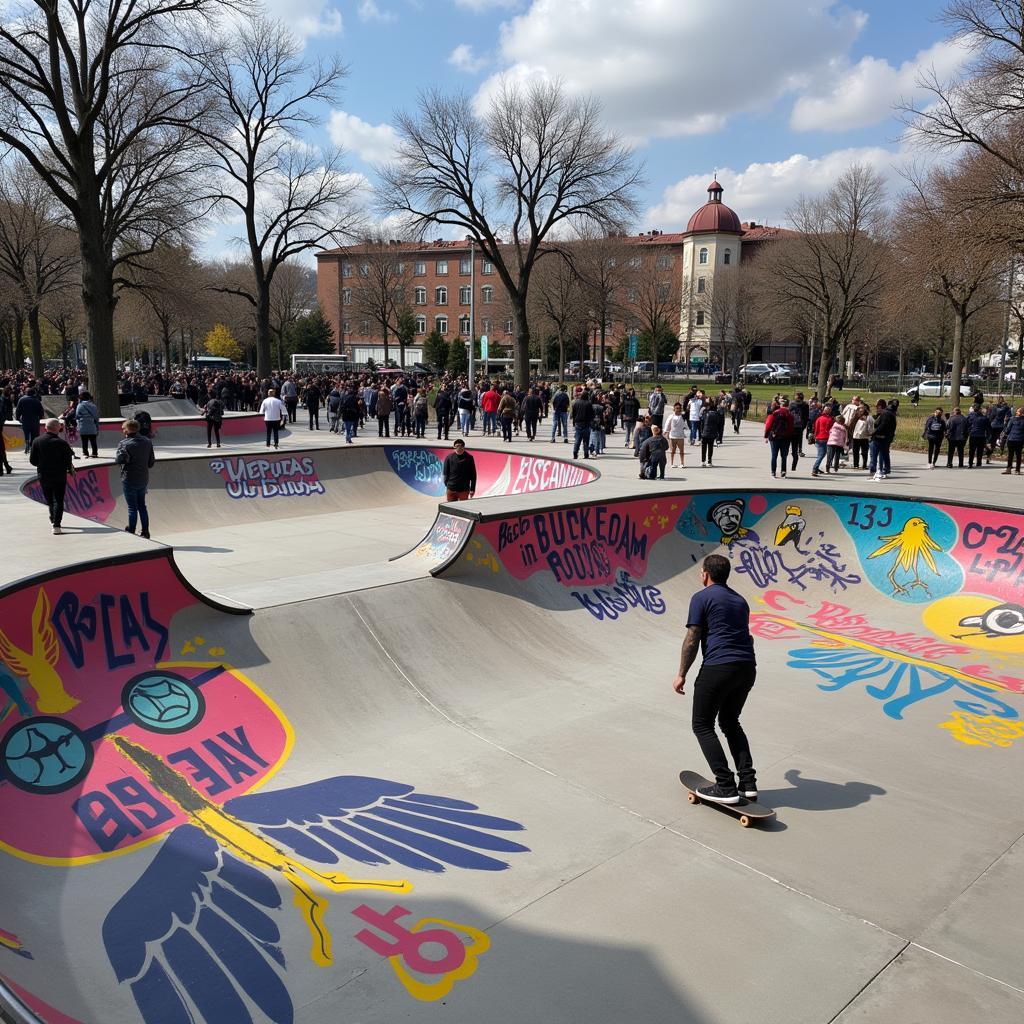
[926,438,942,464]
[525,416,538,440]
[701,438,715,463]
[285,397,298,423]
[501,417,513,442]
[691,661,757,790]
[207,420,221,446]
[265,421,280,446]
[42,479,67,526]
[947,438,965,467]
[1007,441,1023,472]
[852,438,869,468]
[769,438,790,475]
[308,406,319,429]
[81,433,98,457]
[968,436,986,467]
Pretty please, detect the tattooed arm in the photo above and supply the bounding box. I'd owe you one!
[672,626,703,695]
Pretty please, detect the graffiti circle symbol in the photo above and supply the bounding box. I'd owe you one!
[0,716,94,794]
[121,672,206,734]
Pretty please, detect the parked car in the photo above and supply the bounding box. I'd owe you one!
[736,362,775,383]
[765,366,795,384]
[903,379,973,398]
[714,371,733,384]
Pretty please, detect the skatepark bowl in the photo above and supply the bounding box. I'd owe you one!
[1,439,1024,1022]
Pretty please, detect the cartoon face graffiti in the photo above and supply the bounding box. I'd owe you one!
[868,516,942,596]
[707,498,748,546]
[774,505,806,548]
[956,602,1024,639]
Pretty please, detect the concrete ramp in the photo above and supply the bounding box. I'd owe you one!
[1,488,1023,1023]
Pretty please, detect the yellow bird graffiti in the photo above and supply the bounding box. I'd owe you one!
[868,516,942,596]
[0,589,78,714]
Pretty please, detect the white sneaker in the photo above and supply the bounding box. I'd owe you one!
[52,525,62,535]
[873,473,883,481]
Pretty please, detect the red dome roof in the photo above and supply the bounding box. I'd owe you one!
[686,180,741,234]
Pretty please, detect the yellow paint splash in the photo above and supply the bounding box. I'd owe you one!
[940,712,1024,749]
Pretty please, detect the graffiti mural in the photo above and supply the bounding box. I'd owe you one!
[412,513,472,567]
[209,455,326,499]
[0,555,530,1023]
[22,467,116,524]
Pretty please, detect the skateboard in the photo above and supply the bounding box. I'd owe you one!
[679,770,776,828]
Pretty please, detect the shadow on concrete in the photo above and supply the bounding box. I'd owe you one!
[173,545,233,553]
[758,768,886,812]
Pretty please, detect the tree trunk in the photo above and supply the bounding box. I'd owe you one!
[27,305,44,376]
[557,329,565,385]
[383,325,390,368]
[513,297,530,389]
[816,331,835,401]
[950,308,965,402]
[78,198,121,414]
[255,287,272,380]
[599,320,606,375]
[13,308,25,369]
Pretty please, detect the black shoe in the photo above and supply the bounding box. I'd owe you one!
[737,782,758,800]
[696,783,740,805]
[124,526,135,534]
[140,530,151,539]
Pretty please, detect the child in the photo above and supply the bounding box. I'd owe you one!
[826,415,848,473]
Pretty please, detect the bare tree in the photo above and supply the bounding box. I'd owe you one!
[0,161,79,374]
[625,249,680,370]
[574,232,631,370]
[197,15,363,380]
[348,236,412,366]
[269,262,316,369]
[764,164,888,399]
[530,245,589,379]
[380,80,642,388]
[0,0,222,411]
[896,159,1004,398]
[41,288,85,370]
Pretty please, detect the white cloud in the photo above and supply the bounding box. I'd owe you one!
[358,0,395,23]
[327,110,400,164]
[454,0,521,10]
[448,43,487,74]
[260,0,343,40]
[790,38,971,132]
[477,0,868,143]
[644,147,909,230]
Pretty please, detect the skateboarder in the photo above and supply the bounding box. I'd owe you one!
[672,554,757,805]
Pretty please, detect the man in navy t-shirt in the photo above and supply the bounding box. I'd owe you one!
[672,553,757,804]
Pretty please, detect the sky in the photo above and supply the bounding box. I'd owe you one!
[208,0,969,258]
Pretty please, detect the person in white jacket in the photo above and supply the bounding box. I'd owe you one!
[259,388,286,448]
[664,402,688,468]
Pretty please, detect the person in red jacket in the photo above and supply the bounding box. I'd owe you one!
[480,385,501,436]
[763,399,795,478]
[811,405,835,477]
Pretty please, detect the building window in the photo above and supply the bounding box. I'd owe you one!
[504,318,513,335]
[341,262,352,277]
[436,260,448,275]
[459,285,472,304]
[414,286,426,305]
[626,287,638,302]
[459,315,471,335]
[698,247,709,265]
[696,311,706,326]
[697,278,706,294]
[657,254,672,270]
[657,283,670,301]
[396,262,405,274]
[482,260,493,274]
[481,285,494,304]
[481,317,491,333]
[435,286,447,305]
[436,315,448,335]
[415,314,426,334]
[459,257,471,274]
[341,288,351,304]
[342,319,351,333]
[414,261,426,276]
[723,249,732,265]
[359,263,369,276]
[628,255,641,269]
[359,320,370,335]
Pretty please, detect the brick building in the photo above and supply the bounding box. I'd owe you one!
[316,181,797,368]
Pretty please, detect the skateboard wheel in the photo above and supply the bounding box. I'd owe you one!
[739,815,751,828]
[687,792,699,804]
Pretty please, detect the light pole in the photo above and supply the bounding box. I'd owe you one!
[468,237,475,386]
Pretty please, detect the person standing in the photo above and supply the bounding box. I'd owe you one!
[326,386,343,433]
[621,388,640,445]
[75,391,100,458]
[922,408,946,469]
[869,399,896,480]
[341,388,360,443]
[303,381,322,430]
[376,386,393,437]
[203,394,224,448]
[789,392,808,465]
[672,553,758,804]
[16,387,46,454]
[1001,406,1024,475]
[849,403,874,470]
[648,385,667,431]
[442,439,477,500]
[989,395,1012,463]
[550,385,570,443]
[480,383,500,436]
[571,388,594,460]
[664,402,687,469]
[280,377,299,423]
[412,388,429,438]
[945,407,967,467]
[29,418,77,535]
[825,414,848,474]
[700,399,723,467]
[589,393,607,455]
[456,384,474,435]
[764,399,794,478]
[259,388,286,448]
[811,403,834,477]
[497,389,517,442]
[687,389,704,445]
[638,424,668,479]
[522,387,542,440]
[115,419,155,538]
[967,404,989,468]
[433,386,452,441]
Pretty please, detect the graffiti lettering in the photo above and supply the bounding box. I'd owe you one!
[497,517,530,551]
[846,502,893,531]
[788,648,1020,722]
[531,506,648,584]
[52,591,168,671]
[736,542,861,592]
[210,456,325,499]
[962,522,1024,554]
[73,725,268,852]
[510,458,589,493]
[388,448,442,485]
[25,469,111,518]
[571,571,666,621]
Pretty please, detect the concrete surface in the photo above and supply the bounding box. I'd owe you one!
[0,416,1022,1024]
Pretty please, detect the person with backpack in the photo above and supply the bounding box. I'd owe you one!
[922,407,946,469]
[810,402,834,477]
[700,398,724,468]
[764,399,795,478]
[203,394,225,447]
[412,388,430,438]
[638,424,668,479]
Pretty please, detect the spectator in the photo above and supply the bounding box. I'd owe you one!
[377,386,393,437]
[810,404,834,477]
[922,408,946,469]
[664,402,687,469]
[75,392,100,458]
[638,424,668,479]
[869,399,897,481]
[700,399,723,468]
[849,403,874,470]
[115,419,155,538]
[571,388,594,460]
[259,388,286,449]
[1001,406,1024,475]
[764,399,794,478]
[550,385,570,443]
[826,414,848,474]
[15,387,45,453]
[442,439,476,500]
[967,404,990,468]
[29,418,76,535]
[203,394,224,448]
[945,407,967,468]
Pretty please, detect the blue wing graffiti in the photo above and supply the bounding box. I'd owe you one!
[103,775,528,1024]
